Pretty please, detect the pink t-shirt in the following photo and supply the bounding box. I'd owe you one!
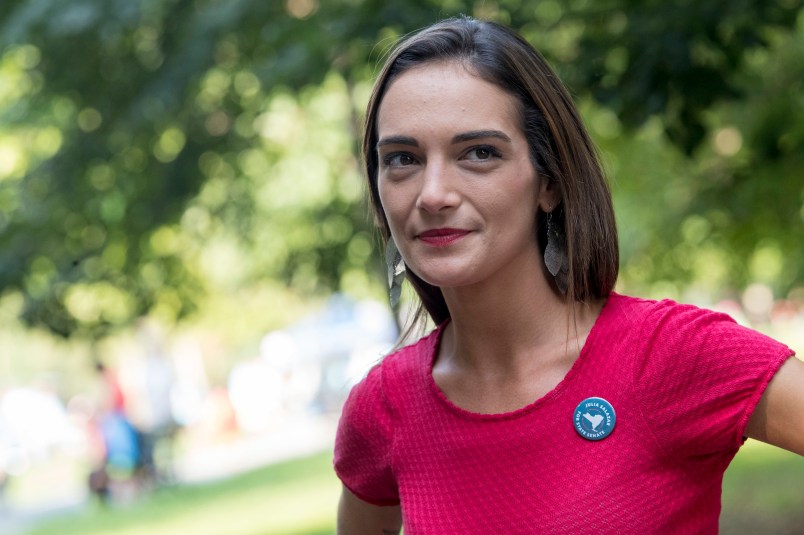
[334,293,794,534]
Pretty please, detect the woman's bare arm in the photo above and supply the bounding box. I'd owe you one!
[746,356,804,456]
[337,485,403,535]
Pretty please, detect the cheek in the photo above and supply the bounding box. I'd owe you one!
[378,178,412,215]
[377,181,404,234]
[489,178,537,214]
[377,181,393,217]
[497,182,539,232]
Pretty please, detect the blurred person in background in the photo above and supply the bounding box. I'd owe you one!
[121,319,180,488]
[334,16,804,534]
[0,469,6,511]
[0,406,8,510]
[88,361,140,503]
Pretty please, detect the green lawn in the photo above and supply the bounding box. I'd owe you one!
[721,440,804,534]
[25,450,341,535]
[24,441,804,535]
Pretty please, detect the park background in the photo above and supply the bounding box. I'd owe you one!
[0,0,803,533]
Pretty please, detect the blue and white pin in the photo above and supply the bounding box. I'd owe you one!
[573,397,616,441]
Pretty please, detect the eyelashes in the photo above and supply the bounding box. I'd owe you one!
[464,145,501,161]
[382,152,417,167]
[380,145,502,168]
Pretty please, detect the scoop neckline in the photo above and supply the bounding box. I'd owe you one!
[425,294,614,421]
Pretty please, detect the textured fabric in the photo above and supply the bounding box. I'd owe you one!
[334,293,794,534]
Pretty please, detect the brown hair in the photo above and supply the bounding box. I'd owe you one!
[363,16,618,329]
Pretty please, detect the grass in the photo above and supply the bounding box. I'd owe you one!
[721,440,804,534]
[23,441,804,535]
[25,450,341,535]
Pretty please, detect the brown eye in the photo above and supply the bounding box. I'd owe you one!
[384,153,417,167]
[465,145,501,161]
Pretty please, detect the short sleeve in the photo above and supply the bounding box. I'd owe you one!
[634,300,794,458]
[334,363,400,505]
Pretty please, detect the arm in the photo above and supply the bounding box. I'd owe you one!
[745,356,804,456]
[337,485,402,535]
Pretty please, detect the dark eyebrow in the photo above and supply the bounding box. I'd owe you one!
[377,130,512,149]
[452,130,511,144]
[377,135,418,149]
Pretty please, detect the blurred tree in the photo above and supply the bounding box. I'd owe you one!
[585,12,804,300]
[0,0,801,338]
[563,0,800,154]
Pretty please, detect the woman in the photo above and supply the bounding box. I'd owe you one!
[334,16,803,534]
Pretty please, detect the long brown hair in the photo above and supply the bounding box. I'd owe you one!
[363,16,618,330]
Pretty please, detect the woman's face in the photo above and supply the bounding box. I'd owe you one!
[376,61,555,289]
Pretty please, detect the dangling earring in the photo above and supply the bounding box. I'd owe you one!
[385,236,406,309]
[544,210,569,295]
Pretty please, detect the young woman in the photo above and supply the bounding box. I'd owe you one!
[334,16,803,534]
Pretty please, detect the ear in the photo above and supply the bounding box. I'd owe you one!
[537,176,561,213]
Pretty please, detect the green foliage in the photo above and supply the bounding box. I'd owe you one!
[0,0,802,338]
[607,18,804,298]
[564,0,801,154]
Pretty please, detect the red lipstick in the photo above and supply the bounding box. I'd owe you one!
[417,228,470,247]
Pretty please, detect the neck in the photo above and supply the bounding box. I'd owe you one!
[438,260,600,374]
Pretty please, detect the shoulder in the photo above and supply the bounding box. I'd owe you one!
[366,324,442,385]
[593,293,702,348]
[616,294,794,455]
[612,292,794,400]
[606,291,720,318]
[607,292,793,374]
[598,292,687,328]
[343,324,443,415]
[599,292,781,386]
[334,325,443,505]
[605,292,738,340]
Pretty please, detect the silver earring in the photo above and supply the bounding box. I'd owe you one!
[385,236,406,309]
[544,211,569,295]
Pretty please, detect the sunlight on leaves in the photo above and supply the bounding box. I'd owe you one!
[154,127,187,163]
[64,282,135,324]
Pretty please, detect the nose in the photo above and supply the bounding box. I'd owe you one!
[416,160,459,213]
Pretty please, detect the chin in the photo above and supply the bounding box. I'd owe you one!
[414,269,478,289]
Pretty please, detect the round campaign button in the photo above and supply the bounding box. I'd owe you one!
[573,397,616,441]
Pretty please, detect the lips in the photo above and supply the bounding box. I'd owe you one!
[417,228,471,247]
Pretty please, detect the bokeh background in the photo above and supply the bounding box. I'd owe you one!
[0,0,803,534]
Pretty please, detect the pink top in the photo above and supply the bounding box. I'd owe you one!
[334,293,794,534]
